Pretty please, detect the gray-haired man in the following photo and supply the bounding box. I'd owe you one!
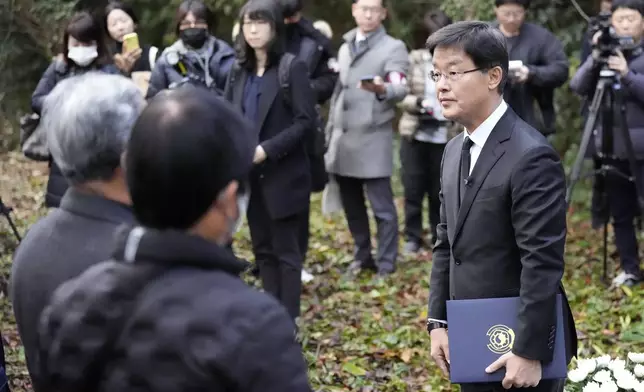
[10,72,145,385]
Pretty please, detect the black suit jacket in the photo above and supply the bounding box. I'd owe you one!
[224,58,316,219]
[427,107,577,363]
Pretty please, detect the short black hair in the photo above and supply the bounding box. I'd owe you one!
[235,0,286,71]
[611,0,644,14]
[495,0,530,7]
[126,86,254,230]
[280,0,303,18]
[426,20,508,93]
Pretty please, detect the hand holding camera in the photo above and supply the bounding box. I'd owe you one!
[607,50,629,76]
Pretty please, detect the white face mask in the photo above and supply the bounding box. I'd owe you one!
[68,45,98,67]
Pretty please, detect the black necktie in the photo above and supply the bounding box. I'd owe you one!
[460,136,475,205]
[354,39,367,54]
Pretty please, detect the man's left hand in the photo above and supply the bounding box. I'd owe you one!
[253,145,267,164]
[608,50,629,77]
[358,76,386,95]
[485,352,542,389]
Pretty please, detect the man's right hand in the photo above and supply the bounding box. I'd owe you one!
[430,328,450,376]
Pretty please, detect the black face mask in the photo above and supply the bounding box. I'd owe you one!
[180,27,208,48]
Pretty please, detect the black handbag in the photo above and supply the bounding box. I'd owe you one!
[19,113,50,161]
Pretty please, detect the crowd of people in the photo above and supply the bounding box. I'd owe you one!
[3,0,644,390]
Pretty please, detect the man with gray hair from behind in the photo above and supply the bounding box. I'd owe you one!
[10,72,144,390]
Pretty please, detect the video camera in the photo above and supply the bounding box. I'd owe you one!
[166,51,223,95]
[590,11,636,63]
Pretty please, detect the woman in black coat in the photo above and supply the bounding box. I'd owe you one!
[31,11,119,208]
[224,0,316,323]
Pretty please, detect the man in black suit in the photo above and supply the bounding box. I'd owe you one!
[424,21,577,392]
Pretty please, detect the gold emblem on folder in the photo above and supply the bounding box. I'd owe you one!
[486,324,515,354]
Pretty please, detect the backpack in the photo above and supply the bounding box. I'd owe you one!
[278,53,328,192]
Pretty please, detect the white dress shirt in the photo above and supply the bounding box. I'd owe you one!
[427,99,508,326]
[356,30,367,43]
[464,99,508,175]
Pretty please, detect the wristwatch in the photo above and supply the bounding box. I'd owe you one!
[426,319,448,334]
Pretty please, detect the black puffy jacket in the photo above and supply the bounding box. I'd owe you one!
[35,226,312,392]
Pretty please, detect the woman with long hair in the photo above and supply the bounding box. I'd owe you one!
[31,11,119,208]
[104,2,160,76]
[225,0,316,324]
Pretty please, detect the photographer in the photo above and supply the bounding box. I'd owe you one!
[146,0,234,98]
[570,0,644,287]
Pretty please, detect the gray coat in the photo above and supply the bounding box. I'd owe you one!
[325,26,409,178]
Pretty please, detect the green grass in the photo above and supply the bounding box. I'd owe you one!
[1,150,643,391]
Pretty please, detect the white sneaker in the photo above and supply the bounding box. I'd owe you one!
[301,269,314,283]
[611,271,642,287]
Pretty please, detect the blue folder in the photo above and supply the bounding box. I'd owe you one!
[446,294,567,384]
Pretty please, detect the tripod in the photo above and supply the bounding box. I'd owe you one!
[0,197,21,242]
[565,68,644,284]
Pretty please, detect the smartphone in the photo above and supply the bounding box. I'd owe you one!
[122,32,140,53]
[360,75,377,83]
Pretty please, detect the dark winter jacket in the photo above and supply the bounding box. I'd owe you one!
[31,59,120,208]
[146,36,235,98]
[35,226,312,392]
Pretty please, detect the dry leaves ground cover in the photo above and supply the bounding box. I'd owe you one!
[1,151,643,391]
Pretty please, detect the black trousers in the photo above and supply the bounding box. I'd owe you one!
[598,159,644,276]
[335,175,398,268]
[298,203,310,264]
[460,379,564,392]
[400,139,445,246]
[247,191,307,321]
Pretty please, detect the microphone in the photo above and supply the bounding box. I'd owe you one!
[464,177,473,187]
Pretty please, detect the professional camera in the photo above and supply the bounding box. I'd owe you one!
[590,12,636,63]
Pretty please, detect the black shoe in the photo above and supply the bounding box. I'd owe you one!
[348,259,377,273]
[377,264,395,277]
[403,241,421,256]
[249,264,260,277]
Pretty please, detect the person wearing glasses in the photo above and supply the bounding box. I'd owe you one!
[425,21,577,392]
[325,0,409,276]
[146,0,235,98]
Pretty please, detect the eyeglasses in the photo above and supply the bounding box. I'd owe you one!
[357,6,383,14]
[498,10,525,18]
[429,68,482,83]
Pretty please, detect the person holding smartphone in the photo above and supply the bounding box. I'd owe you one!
[325,0,409,276]
[104,2,159,75]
